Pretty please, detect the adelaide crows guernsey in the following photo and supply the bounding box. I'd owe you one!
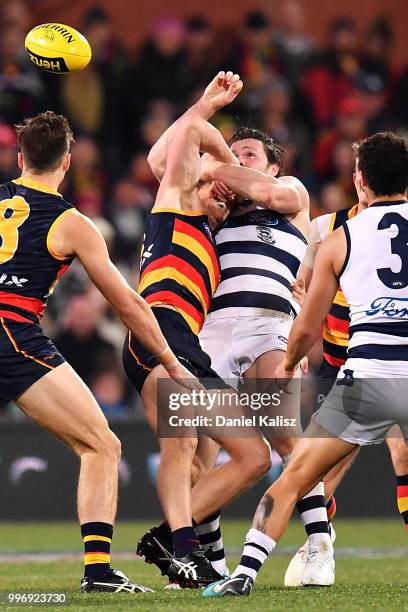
[138,208,220,335]
[321,204,358,368]
[207,208,307,320]
[0,177,75,323]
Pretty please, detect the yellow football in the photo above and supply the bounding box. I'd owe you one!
[25,23,91,74]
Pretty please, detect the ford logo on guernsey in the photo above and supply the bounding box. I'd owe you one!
[249,213,279,226]
[366,297,408,318]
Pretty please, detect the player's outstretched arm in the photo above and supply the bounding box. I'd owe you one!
[147,71,242,180]
[49,212,202,390]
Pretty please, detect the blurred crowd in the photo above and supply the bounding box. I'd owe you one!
[0,1,407,419]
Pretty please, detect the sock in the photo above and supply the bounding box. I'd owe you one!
[155,521,173,545]
[231,528,275,581]
[326,495,337,522]
[396,475,408,531]
[195,510,227,574]
[81,522,112,578]
[172,526,200,557]
[296,482,332,547]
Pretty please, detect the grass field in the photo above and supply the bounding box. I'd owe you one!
[0,519,407,611]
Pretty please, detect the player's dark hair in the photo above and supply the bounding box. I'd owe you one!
[352,132,408,196]
[15,111,74,172]
[229,127,286,176]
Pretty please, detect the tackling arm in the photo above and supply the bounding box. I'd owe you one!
[282,229,346,371]
[208,164,308,215]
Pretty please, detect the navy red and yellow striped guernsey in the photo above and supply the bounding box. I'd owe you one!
[138,208,220,335]
[0,177,75,324]
[322,204,358,368]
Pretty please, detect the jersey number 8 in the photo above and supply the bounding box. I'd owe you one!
[0,196,31,264]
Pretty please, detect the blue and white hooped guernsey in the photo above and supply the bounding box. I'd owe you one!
[207,208,307,321]
[341,200,408,375]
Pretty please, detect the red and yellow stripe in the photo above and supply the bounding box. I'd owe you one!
[145,290,203,335]
[173,218,220,292]
[397,484,408,515]
[139,254,211,315]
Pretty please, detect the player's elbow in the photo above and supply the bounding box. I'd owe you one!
[115,290,148,326]
[147,149,164,180]
[264,185,301,213]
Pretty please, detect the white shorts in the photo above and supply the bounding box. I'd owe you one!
[200,314,292,380]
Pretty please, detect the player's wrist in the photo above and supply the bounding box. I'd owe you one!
[154,345,178,370]
[195,98,217,119]
[283,360,296,374]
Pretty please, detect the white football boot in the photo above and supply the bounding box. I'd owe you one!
[284,525,336,587]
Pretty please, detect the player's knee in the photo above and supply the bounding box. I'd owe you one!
[272,437,296,458]
[160,436,198,460]
[248,440,272,479]
[99,428,121,462]
[393,446,408,475]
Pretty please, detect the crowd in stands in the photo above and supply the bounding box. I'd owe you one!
[0,0,407,418]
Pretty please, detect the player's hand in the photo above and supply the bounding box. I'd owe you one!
[200,71,243,115]
[300,356,309,375]
[200,153,222,182]
[275,361,296,390]
[291,278,306,307]
[211,180,235,202]
[167,361,204,391]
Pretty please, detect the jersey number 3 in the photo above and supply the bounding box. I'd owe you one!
[0,196,30,264]
[377,212,408,289]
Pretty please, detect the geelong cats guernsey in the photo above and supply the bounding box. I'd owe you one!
[341,200,408,375]
[208,208,307,320]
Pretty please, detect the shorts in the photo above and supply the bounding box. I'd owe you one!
[314,359,340,410]
[200,314,292,380]
[313,364,408,445]
[0,317,65,403]
[122,307,227,393]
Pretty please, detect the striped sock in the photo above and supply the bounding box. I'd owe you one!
[396,475,408,531]
[195,511,227,575]
[296,482,331,547]
[81,522,112,578]
[231,528,275,581]
[326,495,337,522]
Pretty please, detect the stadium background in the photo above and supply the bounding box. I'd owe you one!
[0,0,407,520]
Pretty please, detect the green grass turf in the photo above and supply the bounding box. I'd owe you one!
[0,520,407,611]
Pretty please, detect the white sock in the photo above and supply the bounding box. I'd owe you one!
[232,528,276,581]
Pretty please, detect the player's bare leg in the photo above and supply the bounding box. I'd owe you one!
[17,362,152,593]
[203,426,357,597]
[244,347,332,585]
[141,365,199,530]
[323,447,360,499]
[244,349,299,458]
[17,363,120,524]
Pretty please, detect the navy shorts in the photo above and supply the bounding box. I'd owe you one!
[0,317,65,403]
[122,307,227,393]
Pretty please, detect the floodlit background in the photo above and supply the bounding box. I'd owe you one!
[0,0,406,522]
